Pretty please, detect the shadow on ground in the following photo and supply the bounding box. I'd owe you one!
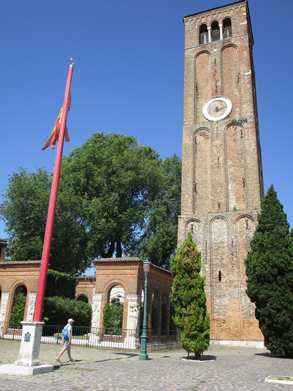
[182,355,217,361]
[255,352,293,359]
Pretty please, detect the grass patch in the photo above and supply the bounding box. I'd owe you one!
[269,376,293,382]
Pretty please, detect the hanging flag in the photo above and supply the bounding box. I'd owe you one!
[41,93,71,150]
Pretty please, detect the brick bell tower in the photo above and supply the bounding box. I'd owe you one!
[178,0,264,342]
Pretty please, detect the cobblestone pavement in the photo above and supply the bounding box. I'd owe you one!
[0,339,292,390]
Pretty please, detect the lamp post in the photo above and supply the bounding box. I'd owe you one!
[139,259,151,360]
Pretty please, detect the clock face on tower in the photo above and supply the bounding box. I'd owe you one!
[202,96,232,121]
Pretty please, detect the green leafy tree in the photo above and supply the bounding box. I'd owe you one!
[0,168,51,262]
[60,132,180,264]
[245,185,293,357]
[0,133,181,270]
[0,168,90,275]
[45,269,78,299]
[170,232,210,359]
[102,299,124,335]
[131,155,181,268]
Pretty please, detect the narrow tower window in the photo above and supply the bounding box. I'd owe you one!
[211,21,220,41]
[219,271,222,282]
[223,18,232,38]
[199,24,208,45]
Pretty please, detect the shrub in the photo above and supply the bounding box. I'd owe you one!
[10,294,26,328]
[103,299,124,335]
[170,231,210,359]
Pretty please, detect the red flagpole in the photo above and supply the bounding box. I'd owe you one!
[34,60,75,322]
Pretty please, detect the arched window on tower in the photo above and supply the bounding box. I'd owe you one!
[211,21,220,41]
[223,18,232,38]
[199,24,208,45]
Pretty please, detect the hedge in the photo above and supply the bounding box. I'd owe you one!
[43,296,91,326]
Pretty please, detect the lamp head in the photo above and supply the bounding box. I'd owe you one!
[143,259,151,275]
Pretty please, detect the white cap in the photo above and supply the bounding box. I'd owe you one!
[68,318,74,323]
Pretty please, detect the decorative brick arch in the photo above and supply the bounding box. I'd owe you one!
[102,279,128,301]
[7,281,29,324]
[220,43,238,52]
[76,292,90,303]
[195,49,211,59]
[99,279,128,329]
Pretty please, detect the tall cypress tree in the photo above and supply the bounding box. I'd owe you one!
[245,185,293,357]
[170,231,210,359]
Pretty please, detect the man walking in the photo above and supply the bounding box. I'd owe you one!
[56,318,75,363]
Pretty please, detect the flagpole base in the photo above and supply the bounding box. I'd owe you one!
[0,364,53,376]
[0,321,53,376]
[14,321,45,366]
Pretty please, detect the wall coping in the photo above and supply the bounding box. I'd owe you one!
[93,257,172,275]
[77,276,96,282]
[93,257,141,263]
[0,260,42,268]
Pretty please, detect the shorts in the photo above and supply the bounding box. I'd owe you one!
[62,340,70,350]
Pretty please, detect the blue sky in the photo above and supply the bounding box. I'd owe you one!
[1,0,292,272]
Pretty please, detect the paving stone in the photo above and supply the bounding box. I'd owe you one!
[0,340,292,390]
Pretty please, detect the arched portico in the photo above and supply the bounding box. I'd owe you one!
[91,258,173,347]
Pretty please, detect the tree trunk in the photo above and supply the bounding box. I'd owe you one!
[102,240,115,258]
[116,239,122,258]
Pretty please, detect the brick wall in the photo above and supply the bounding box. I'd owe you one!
[76,276,96,303]
[0,261,41,325]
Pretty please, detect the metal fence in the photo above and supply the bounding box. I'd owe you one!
[0,321,181,352]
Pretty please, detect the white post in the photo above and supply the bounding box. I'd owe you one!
[0,292,9,337]
[89,292,103,345]
[0,292,10,323]
[125,294,141,349]
[219,24,223,40]
[207,27,212,43]
[26,293,37,321]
